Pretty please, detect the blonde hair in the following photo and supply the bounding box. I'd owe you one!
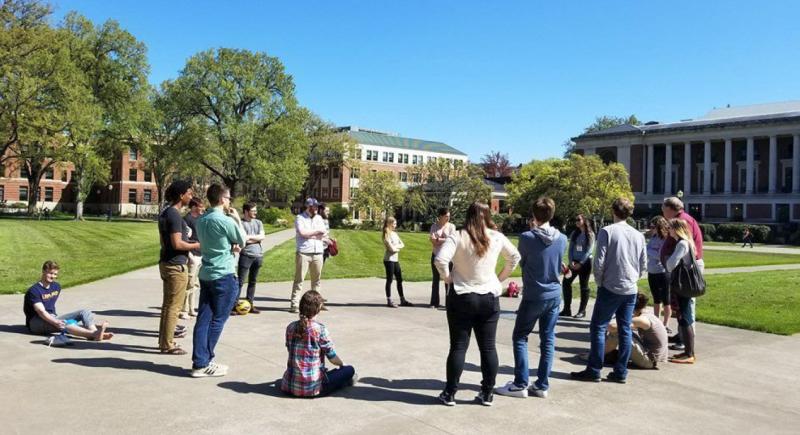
[382,216,397,242]
[669,218,696,253]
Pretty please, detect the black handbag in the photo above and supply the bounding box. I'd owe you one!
[670,245,706,298]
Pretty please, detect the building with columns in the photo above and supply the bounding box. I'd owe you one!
[572,101,800,223]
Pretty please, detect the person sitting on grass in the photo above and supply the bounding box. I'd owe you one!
[595,292,668,369]
[24,260,113,343]
[281,290,356,397]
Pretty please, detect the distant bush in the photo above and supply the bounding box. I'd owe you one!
[698,223,716,242]
[328,203,349,228]
[716,223,770,243]
[258,207,293,226]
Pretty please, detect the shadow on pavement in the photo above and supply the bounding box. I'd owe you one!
[463,362,515,376]
[95,309,160,318]
[0,324,30,335]
[51,357,187,377]
[556,330,590,342]
[33,340,159,354]
[218,379,286,397]
[340,385,435,405]
[108,327,158,338]
[359,377,446,391]
[253,296,290,303]
[557,320,591,328]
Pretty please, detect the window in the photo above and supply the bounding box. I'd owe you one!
[418,155,424,165]
[399,153,409,164]
[129,168,137,181]
[144,169,152,182]
[356,148,363,160]
[332,187,340,198]
[61,170,68,182]
[20,165,29,178]
[350,168,360,179]
[144,190,152,203]
[366,150,378,161]
[128,189,137,203]
[399,172,408,182]
[412,173,421,183]
[0,185,4,201]
[332,167,340,178]
[0,164,4,177]
[350,187,359,198]
[323,167,329,177]
[383,152,394,163]
[322,187,329,197]
[412,155,418,165]
[353,208,360,220]
[44,167,53,179]
[19,186,28,201]
[129,147,137,160]
[43,187,53,201]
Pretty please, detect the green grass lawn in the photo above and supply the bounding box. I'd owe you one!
[0,220,161,294]
[260,229,800,282]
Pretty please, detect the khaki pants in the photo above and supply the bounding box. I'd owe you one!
[159,262,188,350]
[606,330,655,369]
[291,252,323,308]
[183,254,202,313]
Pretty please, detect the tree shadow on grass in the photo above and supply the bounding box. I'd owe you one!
[95,309,160,318]
[217,379,286,397]
[51,357,187,377]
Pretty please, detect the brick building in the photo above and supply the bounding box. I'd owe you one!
[572,101,800,223]
[0,147,159,216]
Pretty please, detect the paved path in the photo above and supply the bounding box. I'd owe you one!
[704,244,800,254]
[2,263,799,432]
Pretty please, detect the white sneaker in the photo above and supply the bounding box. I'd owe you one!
[528,385,549,398]
[47,334,72,347]
[191,362,228,378]
[494,380,528,398]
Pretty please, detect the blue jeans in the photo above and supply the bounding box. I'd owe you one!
[512,298,560,390]
[587,287,636,379]
[320,365,355,396]
[192,274,238,369]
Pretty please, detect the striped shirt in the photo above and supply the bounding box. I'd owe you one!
[281,319,337,397]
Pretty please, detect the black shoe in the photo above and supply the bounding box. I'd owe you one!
[574,311,586,319]
[475,391,493,406]
[570,369,601,382]
[400,299,414,307]
[606,372,627,384]
[559,309,572,317]
[669,343,685,351]
[438,391,456,406]
[668,334,681,344]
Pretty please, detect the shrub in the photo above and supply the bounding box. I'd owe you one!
[328,203,349,228]
[258,207,293,225]
[698,223,716,242]
[716,223,771,243]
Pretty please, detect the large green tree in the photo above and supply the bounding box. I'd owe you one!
[350,170,404,221]
[61,12,150,219]
[301,112,358,200]
[407,159,491,224]
[507,154,633,226]
[170,48,308,198]
[563,114,640,157]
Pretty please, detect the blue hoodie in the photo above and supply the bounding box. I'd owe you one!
[519,225,567,302]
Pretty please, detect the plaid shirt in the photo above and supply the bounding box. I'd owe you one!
[281,320,337,397]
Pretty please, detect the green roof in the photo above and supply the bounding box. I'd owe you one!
[347,130,467,156]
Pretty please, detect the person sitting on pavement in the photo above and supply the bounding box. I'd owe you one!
[594,292,668,369]
[24,260,113,344]
[281,290,356,397]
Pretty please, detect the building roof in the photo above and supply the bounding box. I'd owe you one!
[573,101,800,141]
[342,126,467,156]
[483,178,507,194]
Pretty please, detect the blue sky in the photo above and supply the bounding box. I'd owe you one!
[53,1,800,165]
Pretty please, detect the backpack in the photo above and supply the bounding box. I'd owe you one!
[670,245,706,298]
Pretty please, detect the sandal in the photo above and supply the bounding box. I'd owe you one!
[161,347,187,355]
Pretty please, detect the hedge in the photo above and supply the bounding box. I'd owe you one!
[715,223,770,243]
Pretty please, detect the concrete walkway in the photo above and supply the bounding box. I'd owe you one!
[704,244,800,254]
[2,265,799,433]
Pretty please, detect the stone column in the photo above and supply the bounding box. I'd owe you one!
[769,135,777,193]
[646,144,654,195]
[585,147,595,156]
[665,143,673,194]
[617,145,631,172]
[724,138,733,194]
[703,139,712,194]
[684,142,692,194]
[793,134,800,193]
[746,137,755,194]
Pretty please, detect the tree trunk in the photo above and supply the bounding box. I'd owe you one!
[75,200,85,221]
[73,170,85,220]
[26,177,40,216]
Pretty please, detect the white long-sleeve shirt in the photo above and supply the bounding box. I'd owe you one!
[665,240,705,273]
[434,229,521,296]
[383,231,404,262]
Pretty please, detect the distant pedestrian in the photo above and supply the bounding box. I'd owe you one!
[742,228,754,248]
[571,197,646,384]
[434,202,520,407]
[560,213,595,318]
[429,207,456,308]
[236,202,265,314]
[290,198,328,313]
[646,216,672,333]
[181,198,204,319]
[383,216,413,308]
[191,183,245,377]
[157,180,200,355]
[495,197,566,400]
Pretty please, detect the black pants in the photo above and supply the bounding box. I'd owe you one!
[383,260,405,299]
[562,260,592,313]
[237,255,263,303]
[445,291,500,395]
[742,236,754,248]
[430,254,453,307]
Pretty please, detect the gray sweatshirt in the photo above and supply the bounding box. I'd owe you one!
[593,221,647,295]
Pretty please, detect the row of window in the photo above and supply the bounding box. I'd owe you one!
[312,187,340,199]
[320,167,340,179]
[0,185,153,204]
[1,165,71,181]
[129,168,153,182]
[361,149,459,166]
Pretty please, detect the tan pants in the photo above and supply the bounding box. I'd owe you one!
[606,331,655,369]
[159,262,188,350]
[183,254,202,313]
[291,252,323,308]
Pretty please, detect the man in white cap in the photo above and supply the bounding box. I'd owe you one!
[290,198,329,313]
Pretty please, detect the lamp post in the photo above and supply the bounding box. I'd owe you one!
[107,184,113,221]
